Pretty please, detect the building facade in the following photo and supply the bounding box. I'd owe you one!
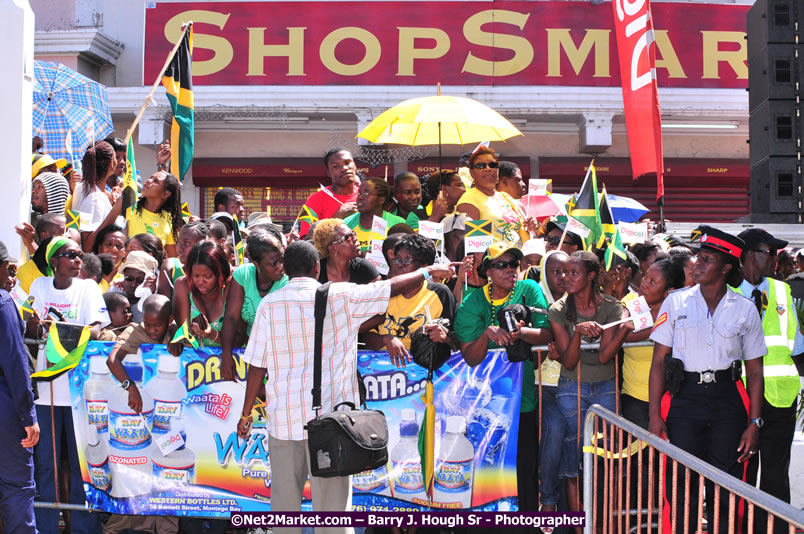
[31,0,752,226]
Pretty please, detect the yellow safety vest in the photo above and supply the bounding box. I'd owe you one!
[735,279,801,407]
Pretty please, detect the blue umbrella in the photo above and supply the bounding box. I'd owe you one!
[607,194,649,223]
[32,61,114,163]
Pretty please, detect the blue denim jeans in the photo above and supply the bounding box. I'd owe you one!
[34,405,99,534]
[537,386,566,506]
[555,376,616,478]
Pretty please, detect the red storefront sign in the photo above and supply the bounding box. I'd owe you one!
[192,158,385,187]
[144,1,749,88]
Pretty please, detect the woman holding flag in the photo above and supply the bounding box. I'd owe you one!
[125,171,182,258]
[26,237,109,534]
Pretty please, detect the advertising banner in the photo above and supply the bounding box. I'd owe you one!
[69,343,522,515]
[144,1,749,88]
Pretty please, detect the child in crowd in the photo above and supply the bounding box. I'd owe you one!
[104,293,177,534]
[79,252,103,285]
[98,291,133,341]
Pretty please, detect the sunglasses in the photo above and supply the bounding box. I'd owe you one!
[331,231,357,245]
[472,162,500,170]
[546,237,562,246]
[489,259,519,270]
[392,257,417,266]
[53,250,84,260]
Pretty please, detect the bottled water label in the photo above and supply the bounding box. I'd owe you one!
[392,460,424,494]
[109,409,153,450]
[153,462,194,486]
[88,459,111,491]
[434,459,472,493]
[152,400,182,433]
[352,466,390,493]
[86,400,109,432]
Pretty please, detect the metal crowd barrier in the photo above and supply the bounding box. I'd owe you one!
[583,404,804,534]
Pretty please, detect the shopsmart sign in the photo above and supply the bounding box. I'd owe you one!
[144,1,749,88]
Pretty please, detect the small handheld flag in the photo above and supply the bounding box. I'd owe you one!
[181,202,191,222]
[65,210,81,231]
[121,136,138,216]
[31,323,91,381]
[171,321,199,350]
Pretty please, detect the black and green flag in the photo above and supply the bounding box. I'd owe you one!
[162,24,194,182]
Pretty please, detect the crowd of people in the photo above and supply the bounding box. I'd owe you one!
[1,140,802,534]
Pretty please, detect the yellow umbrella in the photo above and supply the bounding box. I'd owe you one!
[357,94,523,146]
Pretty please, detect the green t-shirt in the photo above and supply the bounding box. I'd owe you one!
[547,295,624,383]
[454,279,550,413]
[232,264,289,336]
[343,211,406,253]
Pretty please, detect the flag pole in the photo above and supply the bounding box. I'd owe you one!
[658,196,665,233]
[125,22,192,144]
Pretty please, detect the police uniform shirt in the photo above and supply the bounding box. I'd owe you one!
[736,278,804,355]
[650,285,767,372]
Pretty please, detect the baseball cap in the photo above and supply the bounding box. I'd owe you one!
[696,225,744,260]
[119,251,158,276]
[0,241,17,263]
[545,220,583,248]
[737,228,788,253]
[483,242,524,262]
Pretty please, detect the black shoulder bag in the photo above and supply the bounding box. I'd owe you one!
[305,282,389,477]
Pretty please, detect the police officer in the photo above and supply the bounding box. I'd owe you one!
[735,228,804,534]
[0,240,39,533]
[648,227,766,534]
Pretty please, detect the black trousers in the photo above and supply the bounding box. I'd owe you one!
[664,378,748,534]
[744,397,797,534]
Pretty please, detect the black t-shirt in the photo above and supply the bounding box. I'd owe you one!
[318,257,380,284]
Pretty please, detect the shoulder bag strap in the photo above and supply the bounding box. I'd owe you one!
[312,282,331,413]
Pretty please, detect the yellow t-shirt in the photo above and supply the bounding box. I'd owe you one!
[621,292,653,402]
[126,207,176,246]
[456,188,528,245]
[376,281,456,350]
[17,259,44,293]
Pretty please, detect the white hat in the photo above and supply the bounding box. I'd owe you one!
[521,238,546,257]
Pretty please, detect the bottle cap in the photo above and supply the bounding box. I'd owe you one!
[157,355,180,373]
[89,357,108,374]
[401,408,416,422]
[446,415,465,434]
[87,424,99,446]
[123,361,143,383]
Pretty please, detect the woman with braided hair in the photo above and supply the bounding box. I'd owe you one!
[125,171,182,258]
[548,250,628,525]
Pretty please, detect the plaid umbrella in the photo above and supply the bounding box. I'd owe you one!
[32,61,114,162]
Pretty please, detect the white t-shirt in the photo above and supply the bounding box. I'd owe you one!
[73,185,112,232]
[29,277,110,406]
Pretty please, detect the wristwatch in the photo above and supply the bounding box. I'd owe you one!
[748,417,764,428]
[121,379,131,391]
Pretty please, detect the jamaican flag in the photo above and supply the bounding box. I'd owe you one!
[162,24,194,182]
[65,209,81,231]
[597,187,617,249]
[31,323,90,381]
[181,202,191,222]
[122,135,138,216]
[171,321,199,350]
[567,163,603,250]
[417,381,435,500]
[233,215,244,266]
[298,205,318,227]
[604,226,629,270]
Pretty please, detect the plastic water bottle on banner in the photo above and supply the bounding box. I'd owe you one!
[434,415,474,508]
[390,408,426,502]
[85,424,111,492]
[84,356,116,434]
[152,417,196,490]
[144,355,186,434]
[108,359,155,498]
[352,463,391,496]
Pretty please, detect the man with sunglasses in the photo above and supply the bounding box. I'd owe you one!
[363,234,457,368]
[544,221,583,256]
[112,251,159,323]
[734,228,804,534]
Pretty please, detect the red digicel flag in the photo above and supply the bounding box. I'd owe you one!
[612,0,665,200]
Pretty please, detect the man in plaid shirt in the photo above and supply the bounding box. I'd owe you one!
[237,240,453,532]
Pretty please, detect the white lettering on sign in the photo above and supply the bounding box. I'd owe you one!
[614,0,655,91]
[625,295,654,332]
[618,222,648,243]
[372,215,388,238]
[419,221,444,240]
[365,250,389,275]
[567,217,591,238]
[528,179,551,196]
[465,235,494,254]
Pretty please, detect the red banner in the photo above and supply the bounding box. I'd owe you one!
[612,0,664,199]
[143,2,749,88]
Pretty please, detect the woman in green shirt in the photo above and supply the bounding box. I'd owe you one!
[221,231,288,381]
[454,242,553,516]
